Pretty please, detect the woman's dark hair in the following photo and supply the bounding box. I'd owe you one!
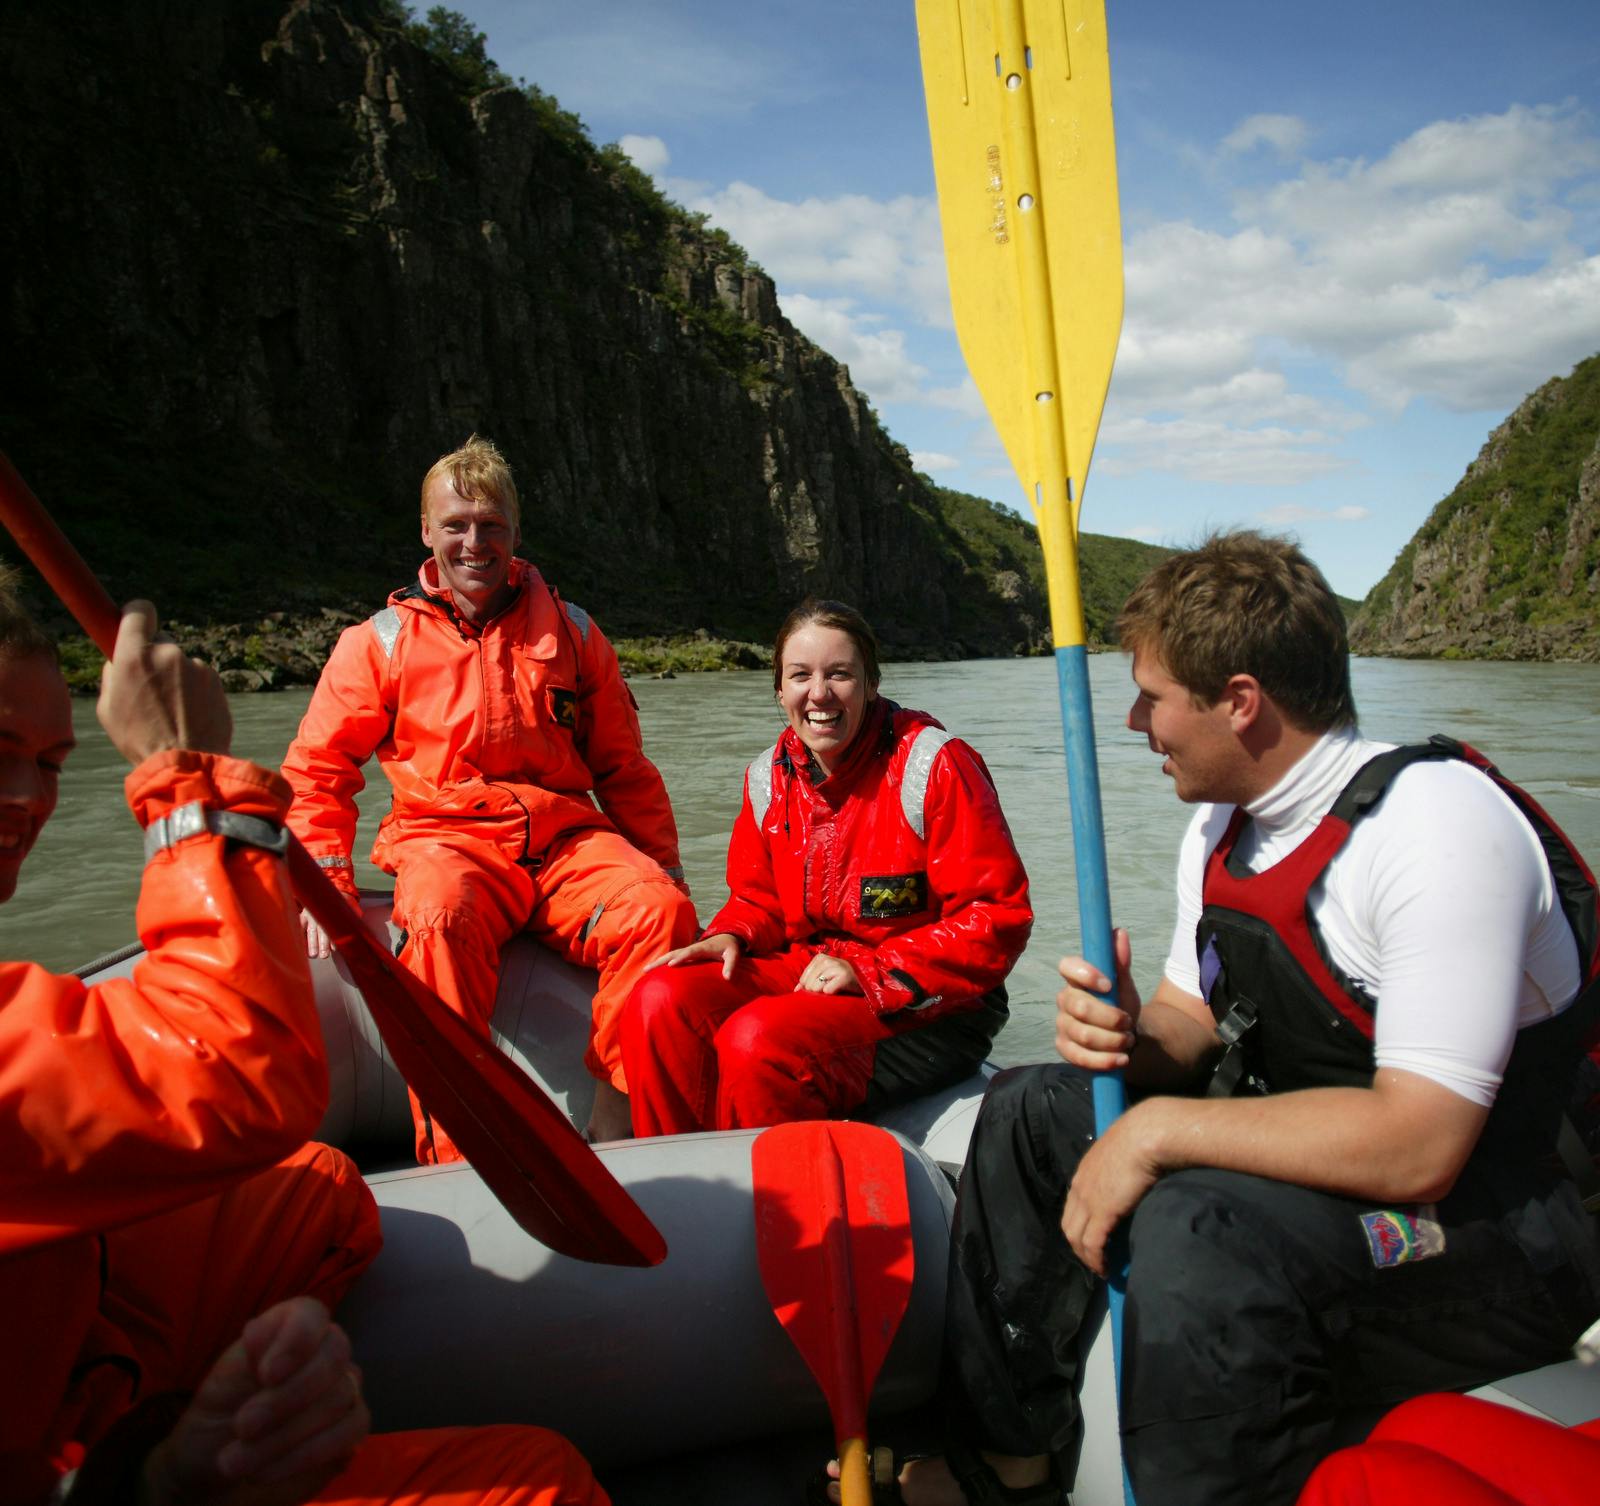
[771,598,881,693]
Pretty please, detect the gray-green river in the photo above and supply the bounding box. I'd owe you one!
[7,655,1599,1067]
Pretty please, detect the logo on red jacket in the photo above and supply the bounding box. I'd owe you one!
[548,687,578,730]
[860,872,928,917]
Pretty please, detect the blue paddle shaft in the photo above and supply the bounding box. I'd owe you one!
[1055,642,1131,1504]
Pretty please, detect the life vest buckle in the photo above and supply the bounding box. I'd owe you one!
[1216,997,1259,1047]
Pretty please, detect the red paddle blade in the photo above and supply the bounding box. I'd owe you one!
[752,1122,915,1442]
[0,448,666,1267]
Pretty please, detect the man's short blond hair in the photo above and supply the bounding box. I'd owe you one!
[420,434,520,531]
[1115,530,1356,733]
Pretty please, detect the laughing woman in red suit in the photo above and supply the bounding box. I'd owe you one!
[622,599,1032,1135]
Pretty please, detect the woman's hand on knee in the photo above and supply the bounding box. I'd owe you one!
[649,932,743,979]
[797,953,862,995]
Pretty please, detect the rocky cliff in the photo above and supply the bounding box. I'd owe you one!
[0,0,1160,681]
[1351,353,1600,661]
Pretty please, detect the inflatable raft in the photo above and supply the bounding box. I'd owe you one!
[81,895,1600,1505]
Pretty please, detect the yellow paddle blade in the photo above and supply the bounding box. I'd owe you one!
[915,0,1123,551]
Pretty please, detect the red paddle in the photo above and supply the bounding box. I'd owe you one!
[0,448,667,1268]
[752,1121,915,1506]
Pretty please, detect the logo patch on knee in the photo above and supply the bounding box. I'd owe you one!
[859,872,928,917]
[1359,1205,1446,1268]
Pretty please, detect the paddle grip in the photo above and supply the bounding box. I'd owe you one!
[837,1437,871,1506]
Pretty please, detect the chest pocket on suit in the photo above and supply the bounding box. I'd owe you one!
[860,872,929,917]
[548,686,579,731]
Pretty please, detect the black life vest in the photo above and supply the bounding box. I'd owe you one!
[1196,735,1600,1162]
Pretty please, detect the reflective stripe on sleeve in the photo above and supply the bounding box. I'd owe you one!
[899,726,954,840]
[370,607,402,658]
[144,802,291,863]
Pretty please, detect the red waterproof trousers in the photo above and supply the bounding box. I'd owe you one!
[624,950,926,1133]
[394,825,696,1162]
[1296,1394,1600,1505]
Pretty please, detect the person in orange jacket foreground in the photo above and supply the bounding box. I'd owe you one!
[622,599,1032,1133]
[282,435,696,1151]
[0,582,607,1504]
[1296,1392,1600,1505]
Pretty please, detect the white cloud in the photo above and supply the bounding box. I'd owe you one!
[778,294,929,403]
[926,377,988,419]
[1257,503,1373,524]
[670,180,952,330]
[1343,255,1600,412]
[1222,114,1308,158]
[911,451,961,475]
[1100,416,1354,486]
[618,134,669,176]
[1100,99,1600,479]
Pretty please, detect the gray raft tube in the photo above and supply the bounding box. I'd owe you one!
[308,898,1003,1477]
[310,895,995,1167]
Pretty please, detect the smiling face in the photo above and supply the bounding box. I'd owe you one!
[0,651,74,903]
[778,624,876,773]
[1126,648,1245,805]
[421,475,520,624]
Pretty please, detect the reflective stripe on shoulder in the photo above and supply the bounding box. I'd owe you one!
[564,602,591,643]
[370,607,402,659]
[900,726,954,840]
[746,743,779,828]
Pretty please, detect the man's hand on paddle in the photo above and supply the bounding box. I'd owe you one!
[648,932,743,980]
[1055,926,1140,1071]
[97,601,231,765]
[1057,927,1158,1275]
[140,1295,368,1506]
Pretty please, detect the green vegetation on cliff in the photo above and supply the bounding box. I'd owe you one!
[921,483,1171,650]
[1,0,1171,685]
[1353,353,1600,662]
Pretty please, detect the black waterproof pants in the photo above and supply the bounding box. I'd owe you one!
[943,1065,1600,1506]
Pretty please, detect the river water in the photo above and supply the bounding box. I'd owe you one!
[7,655,1600,1067]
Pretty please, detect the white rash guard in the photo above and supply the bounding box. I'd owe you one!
[1163,726,1582,1106]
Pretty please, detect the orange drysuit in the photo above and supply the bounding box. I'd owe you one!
[1,750,609,1506]
[0,751,380,1501]
[283,560,695,1161]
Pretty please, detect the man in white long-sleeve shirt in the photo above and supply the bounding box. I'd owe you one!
[912,532,1600,1506]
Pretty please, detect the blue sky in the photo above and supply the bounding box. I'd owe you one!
[449,1,1600,598]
